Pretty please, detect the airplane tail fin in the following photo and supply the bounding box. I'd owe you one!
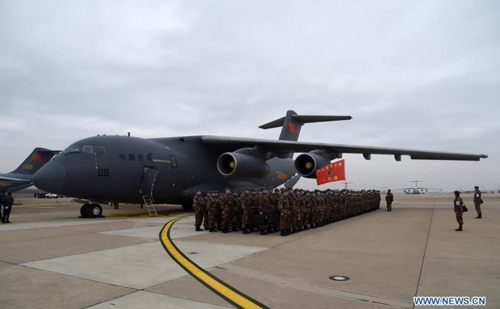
[259,110,352,142]
[10,148,61,175]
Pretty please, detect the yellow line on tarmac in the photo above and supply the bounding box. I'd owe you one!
[159,215,270,309]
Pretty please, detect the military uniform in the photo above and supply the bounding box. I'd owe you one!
[277,191,289,236]
[220,190,232,233]
[241,190,251,234]
[453,191,464,231]
[2,192,14,223]
[0,193,4,223]
[206,192,219,232]
[385,190,393,211]
[231,193,241,231]
[473,186,483,219]
[192,190,204,231]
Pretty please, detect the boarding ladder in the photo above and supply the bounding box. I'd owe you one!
[142,195,157,217]
[139,167,159,217]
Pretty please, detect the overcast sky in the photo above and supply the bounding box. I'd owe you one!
[1,0,499,192]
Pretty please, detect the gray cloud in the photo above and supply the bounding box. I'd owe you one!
[1,0,499,192]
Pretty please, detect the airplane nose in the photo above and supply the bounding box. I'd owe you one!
[33,161,66,194]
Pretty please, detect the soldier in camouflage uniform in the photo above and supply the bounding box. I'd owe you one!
[201,192,209,231]
[250,190,259,232]
[257,189,269,235]
[207,191,220,232]
[473,186,482,219]
[453,190,464,231]
[231,192,241,232]
[220,188,232,233]
[241,189,252,234]
[277,189,290,236]
[192,189,204,231]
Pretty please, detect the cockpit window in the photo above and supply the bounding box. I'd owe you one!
[82,145,93,154]
[93,146,106,155]
[63,145,82,154]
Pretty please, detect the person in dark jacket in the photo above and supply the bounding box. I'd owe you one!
[385,189,394,212]
[0,192,4,222]
[2,191,14,223]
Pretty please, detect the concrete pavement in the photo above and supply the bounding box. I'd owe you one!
[0,193,498,308]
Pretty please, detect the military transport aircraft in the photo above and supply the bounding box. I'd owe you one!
[32,110,488,218]
[0,148,60,193]
[397,180,442,194]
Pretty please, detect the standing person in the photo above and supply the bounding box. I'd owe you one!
[192,189,204,231]
[453,190,464,231]
[385,189,394,212]
[2,192,14,223]
[220,188,232,233]
[0,192,5,223]
[473,186,483,219]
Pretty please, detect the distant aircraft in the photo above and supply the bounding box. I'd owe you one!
[32,110,488,218]
[0,148,61,193]
[396,180,442,194]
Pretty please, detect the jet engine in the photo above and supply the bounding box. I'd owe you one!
[217,149,270,178]
[294,150,336,178]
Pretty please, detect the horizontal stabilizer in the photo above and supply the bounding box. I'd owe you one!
[259,113,352,129]
[0,175,31,182]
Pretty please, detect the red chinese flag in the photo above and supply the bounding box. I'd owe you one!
[32,154,42,162]
[288,122,296,134]
[316,159,346,185]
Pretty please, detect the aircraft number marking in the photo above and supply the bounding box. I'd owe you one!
[97,168,109,177]
[23,164,33,170]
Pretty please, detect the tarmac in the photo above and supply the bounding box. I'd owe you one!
[0,193,499,309]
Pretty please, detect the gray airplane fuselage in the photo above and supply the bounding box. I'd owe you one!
[34,135,295,205]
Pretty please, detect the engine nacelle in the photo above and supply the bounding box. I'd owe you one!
[294,151,331,178]
[217,152,270,178]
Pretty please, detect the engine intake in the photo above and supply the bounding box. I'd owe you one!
[217,152,270,178]
[294,151,331,178]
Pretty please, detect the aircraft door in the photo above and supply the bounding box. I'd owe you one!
[139,166,158,199]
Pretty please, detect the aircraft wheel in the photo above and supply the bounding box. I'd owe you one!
[80,203,90,217]
[87,203,103,218]
[181,202,193,211]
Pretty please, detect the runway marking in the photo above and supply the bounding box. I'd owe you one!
[159,215,270,309]
[108,211,182,218]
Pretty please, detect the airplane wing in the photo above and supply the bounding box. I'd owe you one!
[201,136,488,161]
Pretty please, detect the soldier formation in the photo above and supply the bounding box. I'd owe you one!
[192,187,381,236]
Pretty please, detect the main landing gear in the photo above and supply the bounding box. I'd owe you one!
[80,203,104,218]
